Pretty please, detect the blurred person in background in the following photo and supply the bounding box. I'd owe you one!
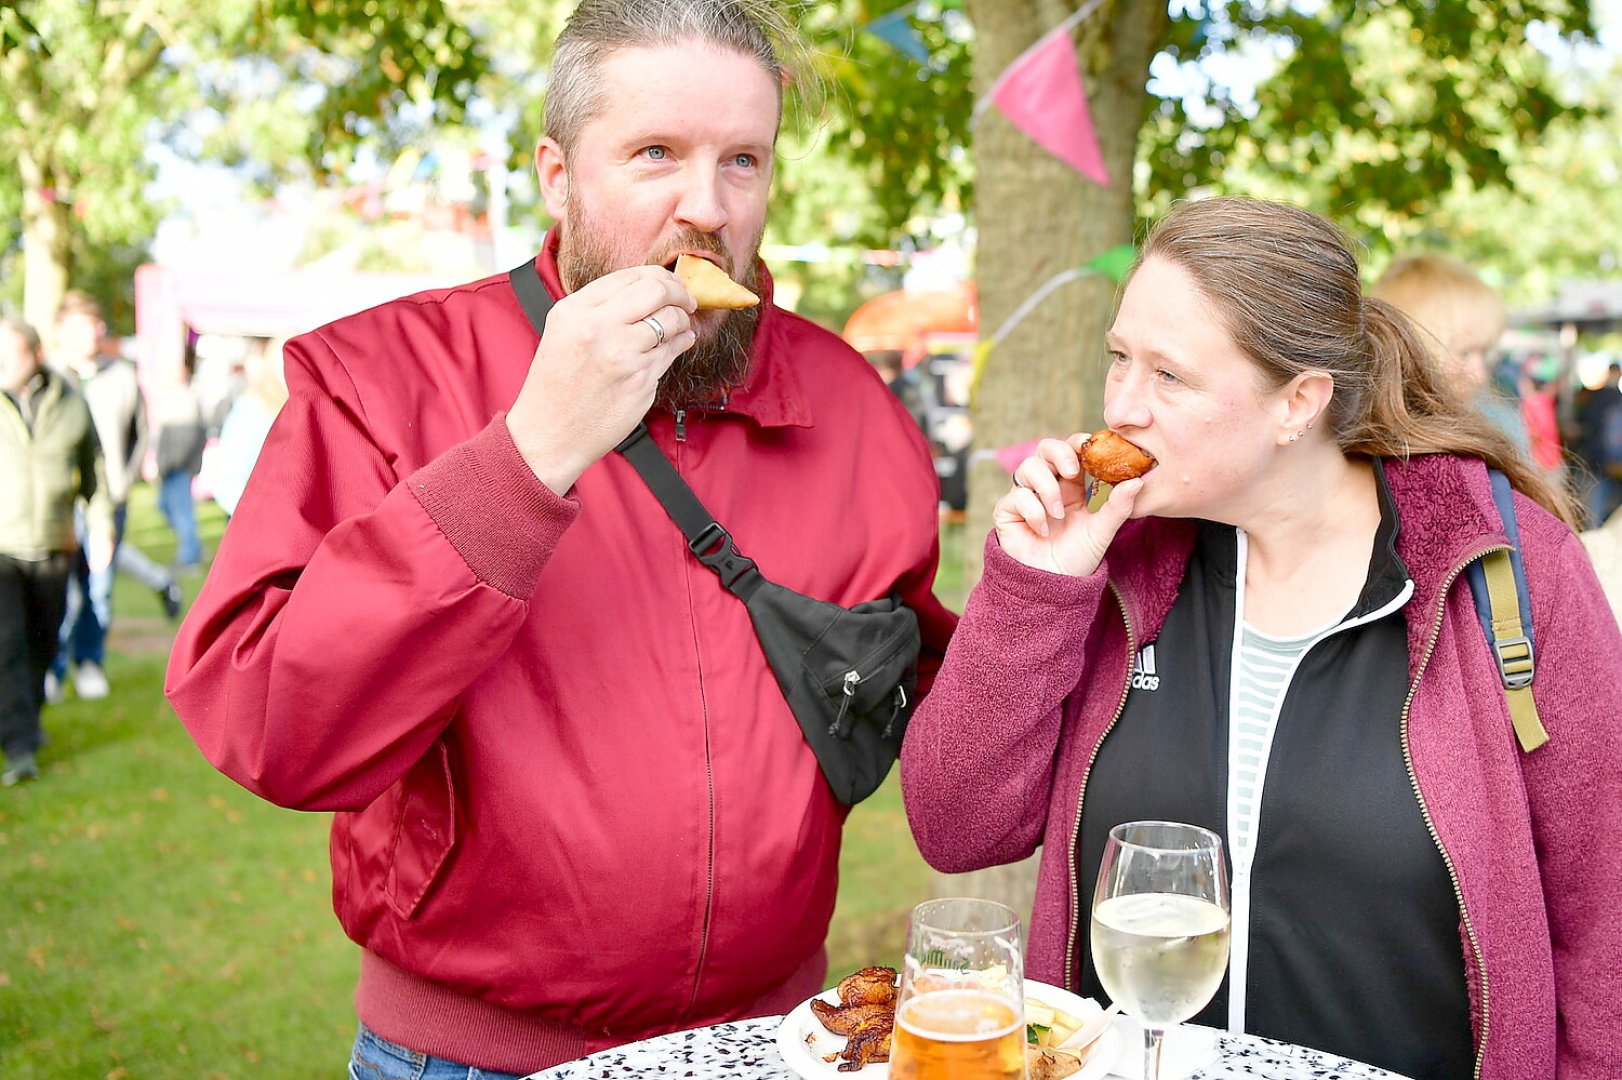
[207,336,289,518]
[1,317,115,785]
[1517,357,1565,481]
[866,347,927,430]
[153,361,207,569]
[1370,252,1531,456]
[1572,362,1622,527]
[47,291,181,704]
[165,1,956,1075]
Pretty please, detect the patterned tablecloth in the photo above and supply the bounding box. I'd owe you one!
[526,1015,1414,1080]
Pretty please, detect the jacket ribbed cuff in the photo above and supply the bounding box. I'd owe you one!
[407,414,578,598]
[979,531,1109,607]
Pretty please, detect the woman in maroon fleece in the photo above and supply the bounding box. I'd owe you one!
[903,198,1621,1080]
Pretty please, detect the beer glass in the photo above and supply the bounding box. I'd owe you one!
[888,897,1026,1080]
[1091,821,1230,1080]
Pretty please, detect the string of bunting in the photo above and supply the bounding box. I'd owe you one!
[864,0,1110,186]
[863,1,932,66]
[970,243,1136,390]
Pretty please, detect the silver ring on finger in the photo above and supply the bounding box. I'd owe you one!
[642,314,666,349]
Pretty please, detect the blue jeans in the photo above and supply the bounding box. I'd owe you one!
[159,469,203,566]
[347,1024,528,1080]
[56,504,123,672]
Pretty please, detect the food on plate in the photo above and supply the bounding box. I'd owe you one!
[673,253,759,310]
[1028,1045,1089,1080]
[1080,429,1156,483]
[810,999,891,1036]
[1024,995,1105,1079]
[809,966,899,1071]
[1024,998,1086,1047]
[803,971,1109,1076]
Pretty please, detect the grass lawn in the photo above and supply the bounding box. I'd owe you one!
[0,488,968,1077]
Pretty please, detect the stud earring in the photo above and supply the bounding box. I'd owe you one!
[1295,429,1305,438]
[1287,433,1298,443]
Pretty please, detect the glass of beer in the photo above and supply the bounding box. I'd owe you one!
[888,897,1026,1080]
[1091,821,1231,1080]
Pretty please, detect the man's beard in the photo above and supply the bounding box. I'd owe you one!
[558,191,763,412]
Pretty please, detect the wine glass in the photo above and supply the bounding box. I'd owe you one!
[1090,821,1230,1080]
[888,897,1027,1080]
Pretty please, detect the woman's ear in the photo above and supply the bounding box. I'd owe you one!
[535,138,569,221]
[1280,370,1335,437]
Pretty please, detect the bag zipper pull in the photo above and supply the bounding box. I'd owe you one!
[828,670,860,737]
[882,685,907,739]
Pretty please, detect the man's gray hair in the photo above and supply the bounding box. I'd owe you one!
[544,0,815,157]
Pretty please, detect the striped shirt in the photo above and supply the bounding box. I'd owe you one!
[1229,623,1317,869]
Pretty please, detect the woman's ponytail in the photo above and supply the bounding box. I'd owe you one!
[1345,299,1580,528]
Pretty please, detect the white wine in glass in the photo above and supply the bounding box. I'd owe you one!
[1091,821,1230,1080]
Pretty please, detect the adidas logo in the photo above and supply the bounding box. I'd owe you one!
[1131,643,1160,691]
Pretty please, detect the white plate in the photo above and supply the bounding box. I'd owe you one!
[774,977,1121,1079]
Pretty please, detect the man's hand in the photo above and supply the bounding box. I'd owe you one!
[992,434,1144,577]
[506,266,698,494]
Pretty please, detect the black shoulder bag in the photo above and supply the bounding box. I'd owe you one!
[508,261,921,805]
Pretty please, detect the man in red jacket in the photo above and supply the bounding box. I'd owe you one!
[165,1,956,1075]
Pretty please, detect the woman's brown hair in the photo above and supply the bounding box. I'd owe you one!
[1134,196,1578,528]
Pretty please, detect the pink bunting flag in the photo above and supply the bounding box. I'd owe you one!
[993,439,1043,475]
[988,24,1109,187]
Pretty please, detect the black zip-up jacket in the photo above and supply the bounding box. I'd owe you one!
[1077,461,1473,1078]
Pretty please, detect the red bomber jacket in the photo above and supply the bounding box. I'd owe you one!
[165,234,957,1072]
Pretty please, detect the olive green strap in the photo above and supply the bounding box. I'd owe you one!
[1481,548,1549,752]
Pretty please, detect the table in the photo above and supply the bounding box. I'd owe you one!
[525,1015,1414,1080]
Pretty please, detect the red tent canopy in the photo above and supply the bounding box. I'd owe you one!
[842,281,977,367]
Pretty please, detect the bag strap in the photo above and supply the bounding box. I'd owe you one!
[613,424,767,601]
[1463,469,1548,753]
[509,256,555,332]
[504,257,767,602]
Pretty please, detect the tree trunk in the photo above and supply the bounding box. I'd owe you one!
[932,0,1168,932]
[19,149,71,335]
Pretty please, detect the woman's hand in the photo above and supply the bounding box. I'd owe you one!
[993,433,1144,577]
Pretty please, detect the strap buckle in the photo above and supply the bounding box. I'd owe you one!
[688,522,758,590]
[1492,635,1535,691]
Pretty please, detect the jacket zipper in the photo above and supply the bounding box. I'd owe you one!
[1063,582,1136,988]
[671,422,717,1020]
[1400,546,1499,1080]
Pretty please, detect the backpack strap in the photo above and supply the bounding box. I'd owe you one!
[1463,469,1549,752]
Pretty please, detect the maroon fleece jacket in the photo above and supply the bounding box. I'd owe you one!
[903,453,1622,1080]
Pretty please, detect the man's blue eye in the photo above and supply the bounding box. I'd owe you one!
[645,146,667,160]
